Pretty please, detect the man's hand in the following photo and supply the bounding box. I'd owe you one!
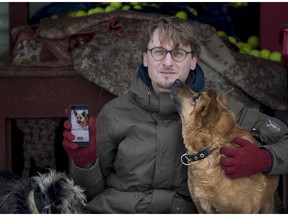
[62,109,97,167]
[220,137,272,179]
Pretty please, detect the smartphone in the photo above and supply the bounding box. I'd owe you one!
[69,104,90,147]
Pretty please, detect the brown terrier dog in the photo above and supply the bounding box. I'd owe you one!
[171,79,279,213]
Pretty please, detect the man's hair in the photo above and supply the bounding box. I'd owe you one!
[143,16,201,57]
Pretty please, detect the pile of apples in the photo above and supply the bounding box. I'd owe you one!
[217,31,282,62]
[49,2,198,22]
[47,2,282,63]
[49,2,154,18]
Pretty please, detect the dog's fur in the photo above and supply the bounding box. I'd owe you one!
[74,110,89,130]
[0,169,87,213]
[171,79,279,213]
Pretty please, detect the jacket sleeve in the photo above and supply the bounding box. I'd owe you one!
[229,98,288,175]
[70,159,105,201]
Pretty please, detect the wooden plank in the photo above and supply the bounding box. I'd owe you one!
[9,3,29,55]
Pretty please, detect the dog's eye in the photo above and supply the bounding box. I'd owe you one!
[192,96,199,104]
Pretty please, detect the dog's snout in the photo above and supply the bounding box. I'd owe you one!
[173,79,183,87]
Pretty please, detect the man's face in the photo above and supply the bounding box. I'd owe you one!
[143,29,197,94]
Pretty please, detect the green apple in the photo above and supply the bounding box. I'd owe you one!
[87,7,104,15]
[105,5,117,13]
[75,10,87,17]
[228,36,237,45]
[260,49,271,60]
[236,42,245,49]
[250,49,261,57]
[240,43,253,54]
[94,7,105,13]
[121,5,131,10]
[270,51,282,62]
[217,31,227,38]
[247,36,259,49]
[110,2,122,8]
[175,11,188,20]
[133,4,142,10]
[87,8,95,15]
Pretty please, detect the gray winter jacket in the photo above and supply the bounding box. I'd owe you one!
[70,65,288,213]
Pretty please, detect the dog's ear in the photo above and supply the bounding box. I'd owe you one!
[205,88,218,114]
[47,178,67,200]
[207,88,217,99]
[74,110,78,117]
[81,111,86,116]
[196,89,217,115]
[219,88,234,106]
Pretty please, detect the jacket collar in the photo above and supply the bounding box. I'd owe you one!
[130,77,177,116]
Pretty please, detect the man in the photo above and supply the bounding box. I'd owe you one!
[63,16,288,213]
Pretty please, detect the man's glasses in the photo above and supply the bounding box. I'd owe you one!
[147,47,193,62]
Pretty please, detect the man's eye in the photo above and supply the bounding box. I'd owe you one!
[173,50,185,57]
[192,96,199,104]
[154,50,165,55]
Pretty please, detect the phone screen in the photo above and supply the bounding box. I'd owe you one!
[69,104,90,146]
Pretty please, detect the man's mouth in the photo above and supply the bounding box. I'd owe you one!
[160,70,176,76]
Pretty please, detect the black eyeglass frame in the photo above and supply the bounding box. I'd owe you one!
[146,47,193,62]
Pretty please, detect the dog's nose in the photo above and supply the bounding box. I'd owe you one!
[173,79,183,87]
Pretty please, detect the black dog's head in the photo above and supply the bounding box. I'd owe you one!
[31,171,86,213]
[0,170,87,214]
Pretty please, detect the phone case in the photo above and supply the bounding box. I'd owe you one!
[69,104,90,147]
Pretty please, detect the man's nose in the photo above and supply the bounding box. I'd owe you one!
[163,52,173,65]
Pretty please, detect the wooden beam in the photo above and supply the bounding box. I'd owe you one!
[9,3,29,55]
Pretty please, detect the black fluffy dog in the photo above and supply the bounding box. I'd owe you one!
[0,169,87,213]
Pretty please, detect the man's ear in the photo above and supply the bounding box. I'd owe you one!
[190,56,197,70]
[219,88,234,106]
[143,52,148,67]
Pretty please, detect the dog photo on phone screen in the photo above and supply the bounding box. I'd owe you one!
[69,105,90,146]
[72,110,89,130]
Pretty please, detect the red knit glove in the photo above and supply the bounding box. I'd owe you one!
[62,110,97,167]
[220,137,272,179]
